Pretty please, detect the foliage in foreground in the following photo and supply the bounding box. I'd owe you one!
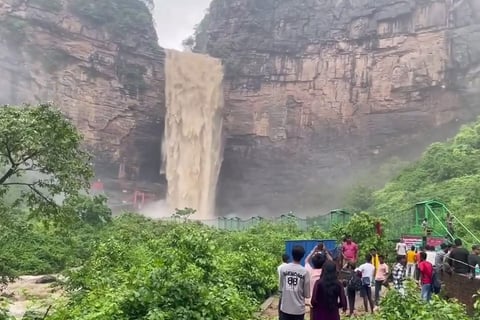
[0,103,111,283]
[44,212,394,319]
[359,282,475,320]
[49,216,282,319]
[0,195,111,283]
[0,206,473,319]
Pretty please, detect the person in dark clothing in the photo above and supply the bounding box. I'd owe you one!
[342,262,358,317]
[434,243,448,271]
[468,244,480,277]
[311,261,347,320]
[448,238,470,274]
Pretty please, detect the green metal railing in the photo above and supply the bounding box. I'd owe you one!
[164,210,352,231]
[420,200,479,245]
[386,200,480,246]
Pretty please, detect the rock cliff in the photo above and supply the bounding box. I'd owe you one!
[193,0,480,214]
[0,0,165,183]
[2,0,480,215]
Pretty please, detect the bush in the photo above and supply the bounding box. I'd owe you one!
[358,281,471,320]
[45,216,321,319]
[0,195,110,279]
[50,220,261,319]
[329,213,392,260]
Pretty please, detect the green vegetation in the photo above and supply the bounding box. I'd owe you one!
[69,0,154,40]
[358,282,477,320]
[344,185,375,213]
[0,196,109,281]
[0,104,108,284]
[0,104,92,218]
[0,103,479,319]
[45,213,385,319]
[353,119,480,240]
[115,59,148,96]
[29,0,63,12]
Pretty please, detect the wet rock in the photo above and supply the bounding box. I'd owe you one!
[34,275,57,284]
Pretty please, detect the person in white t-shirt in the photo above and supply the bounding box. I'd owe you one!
[278,253,289,279]
[355,254,376,314]
[425,246,437,265]
[396,239,407,258]
[277,253,290,315]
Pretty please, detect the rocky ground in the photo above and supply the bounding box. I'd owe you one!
[3,275,63,319]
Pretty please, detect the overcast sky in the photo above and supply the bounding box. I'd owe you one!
[153,0,212,50]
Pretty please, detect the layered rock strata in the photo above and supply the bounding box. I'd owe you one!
[194,0,480,214]
[0,0,165,183]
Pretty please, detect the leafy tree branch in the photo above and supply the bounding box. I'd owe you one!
[0,103,94,217]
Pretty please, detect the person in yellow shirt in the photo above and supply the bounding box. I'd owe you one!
[370,248,380,279]
[406,246,417,278]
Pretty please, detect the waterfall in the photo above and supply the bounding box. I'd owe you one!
[162,49,224,219]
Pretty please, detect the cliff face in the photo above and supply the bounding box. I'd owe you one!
[2,0,480,215]
[0,0,165,183]
[194,0,480,214]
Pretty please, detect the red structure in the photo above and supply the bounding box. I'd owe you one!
[133,191,145,209]
[90,180,104,193]
[131,190,157,210]
[375,221,383,236]
[90,176,160,211]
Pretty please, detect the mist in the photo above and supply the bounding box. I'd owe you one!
[153,0,211,50]
[138,200,171,219]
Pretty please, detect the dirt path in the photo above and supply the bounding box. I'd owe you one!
[3,275,63,318]
[261,291,384,319]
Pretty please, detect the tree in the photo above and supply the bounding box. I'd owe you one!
[182,36,195,51]
[61,195,112,226]
[172,207,196,222]
[344,184,375,213]
[0,103,93,217]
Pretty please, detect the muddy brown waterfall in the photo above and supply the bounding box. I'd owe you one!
[162,50,224,219]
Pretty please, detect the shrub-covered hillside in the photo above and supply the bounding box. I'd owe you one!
[368,119,480,238]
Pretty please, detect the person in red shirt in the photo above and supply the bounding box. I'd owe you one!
[414,247,424,280]
[342,235,358,267]
[418,252,433,302]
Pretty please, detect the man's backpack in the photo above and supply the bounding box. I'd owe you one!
[347,271,363,291]
[431,270,441,294]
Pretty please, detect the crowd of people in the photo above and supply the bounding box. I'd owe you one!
[277,236,480,320]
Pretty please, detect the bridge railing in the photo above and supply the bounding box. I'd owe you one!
[162,213,342,231]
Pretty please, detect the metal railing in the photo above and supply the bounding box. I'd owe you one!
[162,213,340,231]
